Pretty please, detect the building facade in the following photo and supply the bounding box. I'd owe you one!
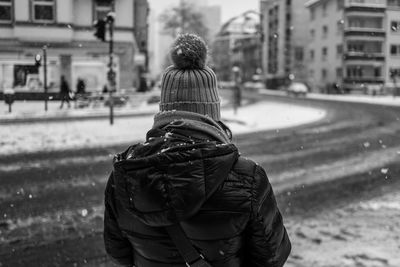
[306,0,400,93]
[212,11,261,82]
[260,0,309,89]
[0,0,146,94]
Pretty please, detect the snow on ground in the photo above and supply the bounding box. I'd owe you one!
[286,191,400,267]
[260,89,400,107]
[0,101,326,156]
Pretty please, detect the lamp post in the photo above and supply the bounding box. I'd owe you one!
[43,45,48,112]
[107,12,116,125]
[35,46,48,111]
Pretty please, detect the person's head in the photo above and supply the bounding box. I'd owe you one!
[159,33,221,121]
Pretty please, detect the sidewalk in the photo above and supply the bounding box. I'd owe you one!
[0,93,160,124]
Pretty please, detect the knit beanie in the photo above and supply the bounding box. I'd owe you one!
[159,34,221,121]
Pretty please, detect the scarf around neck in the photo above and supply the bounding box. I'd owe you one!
[152,110,231,144]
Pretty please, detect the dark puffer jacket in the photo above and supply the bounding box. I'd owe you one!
[104,115,291,267]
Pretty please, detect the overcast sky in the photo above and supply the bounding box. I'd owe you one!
[148,0,260,23]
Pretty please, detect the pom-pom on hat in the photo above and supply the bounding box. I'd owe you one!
[160,33,221,121]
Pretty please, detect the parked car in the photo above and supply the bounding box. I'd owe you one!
[287,82,308,97]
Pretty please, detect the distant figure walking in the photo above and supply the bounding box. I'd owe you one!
[59,75,71,109]
[232,66,242,115]
[76,78,86,95]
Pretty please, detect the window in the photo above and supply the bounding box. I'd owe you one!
[347,66,363,78]
[323,25,328,38]
[94,0,114,21]
[349,18,365,28]
[337,0,344,10]
[322,47,328,60]
[374,67,381,77]
[391,21,400,32]
[337,44,343,56]
[336,68,342,78]
[322,3,327,16]
[310,7,315,21]
[295,47,304,61]
[387,0,400,7]
[391,44,400,55]
[389,68,400,78]
[310,29,315,38]
[310,49,315,60]
[322,69,327,79]
[0,0,12,22]
[348,43,364,52]
[32,0,55,22]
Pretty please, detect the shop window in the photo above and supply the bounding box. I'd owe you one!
[94,0,114,21]
[32,0,55,22]
[0,0,12,22]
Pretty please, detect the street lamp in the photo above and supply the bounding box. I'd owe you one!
[93,10,116,125]
[34,46,48,111]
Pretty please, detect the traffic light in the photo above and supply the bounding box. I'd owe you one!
[35,54,42,67]
[94,19,106,41]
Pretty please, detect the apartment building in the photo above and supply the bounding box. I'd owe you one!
[260,0,309,89]
[0,0,147,94]
[212,11,260,81]
[306,0,400,93]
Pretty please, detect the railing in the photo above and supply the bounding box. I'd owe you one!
[346,0,386,8]
[344,51,385,60]
[343,77,384,83]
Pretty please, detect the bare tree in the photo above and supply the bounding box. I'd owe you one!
[159,1,209,41]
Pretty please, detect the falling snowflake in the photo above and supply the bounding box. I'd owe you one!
[380,168,389,174]
[363,142,370,148]
[81,209,88,217]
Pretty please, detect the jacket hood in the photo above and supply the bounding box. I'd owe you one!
[112,117,239,227]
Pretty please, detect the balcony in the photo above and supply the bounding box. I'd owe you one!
[345,0,386,12]
[344,51,385,60]
[343,77,384,84]
[344,27,385,37]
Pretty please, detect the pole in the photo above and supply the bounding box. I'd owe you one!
[43,45,48,112]
[180,0,184,33]
[108,14,115,125]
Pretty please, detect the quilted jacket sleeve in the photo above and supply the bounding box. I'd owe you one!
[244,165,291,267]
[104,172,134,266]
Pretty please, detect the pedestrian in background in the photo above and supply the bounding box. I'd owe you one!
[76,78,86,95]
[103,34,291,267]
[59,75,71,109]
[232,66,242,115]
